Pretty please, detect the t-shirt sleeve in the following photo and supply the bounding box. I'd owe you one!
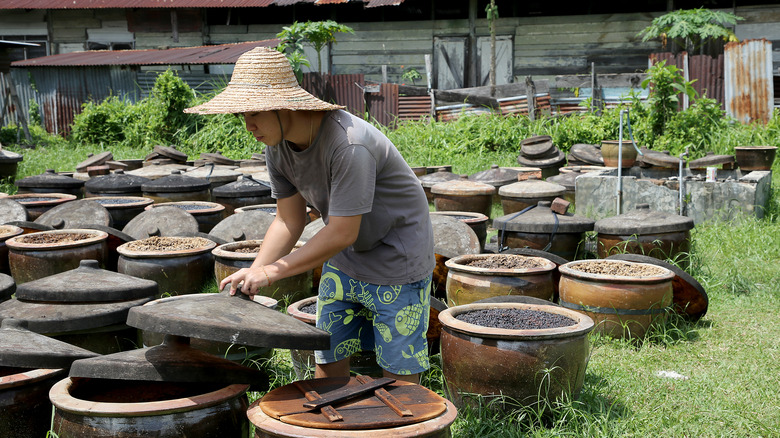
[266,149,297,199]
[328,144,376,216]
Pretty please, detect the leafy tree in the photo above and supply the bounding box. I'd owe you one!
[637,8,743,55]
[277,22,311,83]
[277,21,353,75]
[303,20,353,73]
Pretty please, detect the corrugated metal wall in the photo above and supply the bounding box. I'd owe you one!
[724,39,774,125]
[648,52,725,108]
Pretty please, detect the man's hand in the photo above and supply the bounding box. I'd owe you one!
[219,266,273,298]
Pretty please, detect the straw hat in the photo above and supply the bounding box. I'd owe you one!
[184,47,344,115]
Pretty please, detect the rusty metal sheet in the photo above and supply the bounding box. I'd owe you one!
[366,82,398,128]
[2,0,289,8]
[366,0,404,6]
[398,95,431,121]
[725,39,774,125]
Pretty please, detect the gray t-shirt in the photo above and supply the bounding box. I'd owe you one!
[265,110,434,285]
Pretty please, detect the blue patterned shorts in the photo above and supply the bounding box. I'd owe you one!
[314,262,431,376]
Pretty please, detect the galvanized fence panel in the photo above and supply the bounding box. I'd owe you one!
[725,39,774,125]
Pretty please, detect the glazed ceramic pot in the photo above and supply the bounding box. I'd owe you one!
[89,196,154,230]
[601,140,638,168]
[6,193,77,221]
[0,149,23,181]
[84,171,151,198]
[431,175,496,218]
[444,253,557,307]
[429,211,489,252]
[15,169,85,198]
[498,177,566,215]
[0,368,67,438]
[0,224,24,275]
[439,302,594,411]
[734,146,777,171]
[211,175,274,215]
[419,168,460,203]
[145,201,226,233]
[141,170,211,203]
[558,259,674,339]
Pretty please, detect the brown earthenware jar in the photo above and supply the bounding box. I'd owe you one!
[431,175,496,218]
[429,211,489,252]
[601,140,638,168]
[145,201,226,234]
[14,169,85,198]
[141,170,211,203]
[419,168,460,203]
[0,224,24,275]
[89,196,155,230]
[498,177,566,215]
[734,146,777,171]
[6,193,77,221]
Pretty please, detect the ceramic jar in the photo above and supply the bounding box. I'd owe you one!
[141,170,211,203]
[498,177,566,215]
[469,165,521,203]
[83,170,151,198]
[438,302,594,411]
[601,140,638,168]
[211,175,274,215]
[419,168,460,203]
[6,193,77,221]
[1,368,67,438]
[734,146,777,171]
[429,211,489,252]
[15,169,85,198]
[183,164,242,189]
[0,148,23,181]
[145,201,226,233]
[444,253,557,306]
[430,214,481,300]
[89,196,154,230]
[0,224,24,275]
[558,259,674,339]
[431,175,496,218]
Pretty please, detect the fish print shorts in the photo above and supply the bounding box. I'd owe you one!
[314,261,431,375]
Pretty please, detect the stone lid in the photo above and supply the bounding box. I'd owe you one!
[498,179,567,198]
[75,151,113,173]
[0,198,28,223]
[545,172,579,191]
[141,170,210,193]
[688,152,735,169]
[493,200,595,233]
[16,259,157,303]
[0,148,23,163]
[468,164,520,187]
[212,175,272,198]
[184,164,242,184]
[569,143,604,165]
[15,169,85,189]
[0,273,15,303]
[121,205,199,240]
[153,145,188,162]
[430,175,496,196]
[594,204,694,235]
[418,168,459,188]
[84,170,151,194]
[209,210,276,242]
[33,199,112,229]
[0,319,98,369]
[638,148,679,168]
[517,149,566,168]
[0,296,152,333]
[127,162,193,180]
[520,135,554,158]
[431,214,480,259]
[200,152,239,166]
[4,220,53,234]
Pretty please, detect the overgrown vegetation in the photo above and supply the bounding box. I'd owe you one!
[637,7,743,55]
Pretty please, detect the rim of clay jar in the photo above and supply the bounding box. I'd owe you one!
[445,253,556,276]
[90,196,154,209]
[49,377,249,416]
[0,368,66,391]
[0,224,24,241]
[734,146,777,151]
[429,211,488,225]
[212,239,304,261]
[438,302,594,340]
[286,295,317,324]
[559,259,675,284]
[145,201,225,215]
[117,236,216,258]
[6,229,108,250]
[8,193,77,206]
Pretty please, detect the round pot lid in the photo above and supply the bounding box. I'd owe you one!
[545,172,578,190]
[67,333,268,385]
[16,259,157,303]
[0,198,28,223]
[594,204,694,234]
[200,152,239,166]
[141,170,210,193]
[637,148,680,168]
[153,145,188,162]
[688,153,735,169]
[122,205,199,240]
[430,175,495,196]
[4,220,53,234]
[75,151,113,173]
[493,201,595,233]
[212,175,272,198]
[33,199,112,229]
[0,148,23,163]
[127,163,193,180]
[607,253,708,321]
[569,143,604,165]
[184,164,242,183]
[418,168,459,188]
[0,273,15,303]
[468,165,520,187]
[431,214,480,259]
[0,319,99,369]
[84,170,151,193]
[520,135,554,158]
[517,149,566,168]
[300,218,325,242]
[498,179,566,198]
[0,296,152,333]
[15,169,85,189]
[127,292,331,350]
[209,210,276,242]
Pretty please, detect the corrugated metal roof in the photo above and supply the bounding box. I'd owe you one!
[0,0,400,8]
[365,0,403,7]
[0,40,41,48]
[315,0,348,4]
[11,40,277,67]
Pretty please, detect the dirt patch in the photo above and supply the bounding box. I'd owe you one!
[17,232,94,245]
[456,308,575,330]
[464,254,546,270]
[124,236,211,252]
[569,260,666,277]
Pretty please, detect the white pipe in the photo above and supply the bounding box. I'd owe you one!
[617,111,624,215]
[679,146,689,215]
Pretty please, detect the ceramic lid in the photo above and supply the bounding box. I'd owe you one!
[33,199,112,229]
[122,205,199,240]
[545,171,578,191]
[84,170,151,193]
[688,152,735,169]
[184,164,242,184]
[0,319,99,369]
[15,169,85,189]
[569,143,604,165]
[517,149,566,168]
[209,210,276,242]
[418,168,460,188]
[75,151,113,172]
[212,175,272,198]
[153,145,188,162]
[127,163,193,179]
[638,148,679,168]
[594,204,694,234]
[4,220,53,234]
[498,179,566,198]
[468,164,520,187]
[493,200,595,233]
[16,259,157,303]
[200,152,239,166]
[141,170,210,193]
[0,198,28,223]
[431,214,480,259]
[430,175,496,196]
[0,273,15,303]
[0,148,23,163]
[520,135,554,158]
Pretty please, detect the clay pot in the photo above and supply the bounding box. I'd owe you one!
[89,196,154,230]
[430,215,481,300]
[5,229,109,284]
[84,171,151,197]
[438,302,594,411]
[601,140,637,168]
[15,169,85,198]
[183,164,242,190]
[234,203,313,225]
[0,368,67,438]
[212,240,313,302]
[444,253,557,307]
[117,236,217,297]
[498,177,566,215]
[558,259,674,339]
[145,201,226,233]
[419,168,460,203]
[50,378,250,438]
[429,211,489,252]
[141,170,211,203]
[6,193,77,221]
[431,175,496,218]
[469,164,520,203]
[734,146,777,171]
[0,149,23,182]
[0,224,24,275]
[211,175,274,215]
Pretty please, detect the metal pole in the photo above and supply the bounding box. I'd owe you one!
[617,110,625,215]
